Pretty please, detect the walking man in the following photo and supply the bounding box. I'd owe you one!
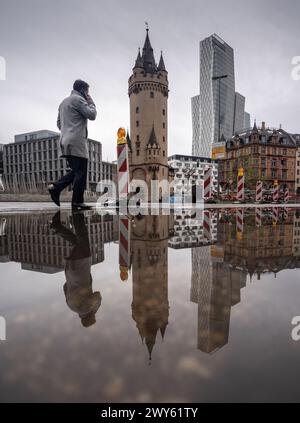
[48,79,97,210]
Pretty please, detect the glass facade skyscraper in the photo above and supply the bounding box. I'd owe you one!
[192,34,248,157]
[233,92,246,134]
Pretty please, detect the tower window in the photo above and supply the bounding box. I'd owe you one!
[163,122,165,129]
[136,121,139,127]
[163,151,165,157]
[136,107,139,114]
[136,135,140,141]
[150,92,154,98]
[137,150,140,156]
[163,109,165,116]
[163,136,165,142]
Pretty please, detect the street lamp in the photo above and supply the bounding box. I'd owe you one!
[212,74,228,143]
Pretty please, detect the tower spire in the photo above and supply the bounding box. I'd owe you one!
[141,25,156,73]
[157,50,166,72]
[134,47,143,69]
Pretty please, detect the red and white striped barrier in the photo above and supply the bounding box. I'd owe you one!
[284,188,289,204]
[119,216,131,282]
[203,167,212,200]
[255,207,262,228]
[203,210,211,240]
[283,207,289,221]
[237,168,245,202]
[236,208,244,240]
[256,181,263,203]
[117,128,129,205]
[272,207,279,226]
[273,181,279,203]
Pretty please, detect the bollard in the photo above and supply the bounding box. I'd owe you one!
[237,168,245,202]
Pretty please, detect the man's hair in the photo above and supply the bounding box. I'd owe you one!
[73,79,89,92]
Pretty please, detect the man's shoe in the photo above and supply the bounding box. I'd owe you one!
[72,203,92,210]
[48,184,60,207]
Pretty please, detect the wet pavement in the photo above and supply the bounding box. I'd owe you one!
[0,206,300,402]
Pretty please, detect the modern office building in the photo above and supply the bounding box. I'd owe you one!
[168,154,218,200]
[192,34,249,158]
[233,92,246,134]
[0,143,3,175]
[2,130,102,194]
[244,111,251,130]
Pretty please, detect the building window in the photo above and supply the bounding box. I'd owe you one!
[150,92,154,98]
[136,121,139,127]
[137,150,140,156]
[136,135,139,141]
[163,122,165,129]
[136,107,139,114]
[163,136,165,142]
[162,109,165,116]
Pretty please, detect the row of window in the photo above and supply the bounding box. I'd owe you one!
[135,107,166,116]
[136,121,166,129]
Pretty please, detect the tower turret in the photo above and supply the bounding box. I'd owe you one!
[128,27,169,199]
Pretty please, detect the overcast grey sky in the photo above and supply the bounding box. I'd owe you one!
[0,0,300,161]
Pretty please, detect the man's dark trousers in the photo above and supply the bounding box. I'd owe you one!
[54,155,88,204]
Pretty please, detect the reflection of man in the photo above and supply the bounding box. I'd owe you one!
[51,211,101,327]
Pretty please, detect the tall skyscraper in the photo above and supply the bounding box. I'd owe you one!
[244,111,251,129]
[192,34,248,157]
[128,28,170,198]
[233,92,246,134]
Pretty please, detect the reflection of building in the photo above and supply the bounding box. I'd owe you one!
[218,209,295,279]
[219,122,297,192]
[131,215,170,361]
[168,154,218,199]
[191,244,246,354]
[1,212,118,273]
[128,28,171,198]
[2,130,102,193]
[293,210,300,256]
[169,211,218,249]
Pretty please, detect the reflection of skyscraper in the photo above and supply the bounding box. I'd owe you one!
[131,215,170,361]
[191,246,246,353]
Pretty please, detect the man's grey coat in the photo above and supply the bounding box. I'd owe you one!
[57,90,97,159]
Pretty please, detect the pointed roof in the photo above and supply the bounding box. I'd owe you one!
[157,51,166,72]
[134,48,143,69]
[141,29,157,73]
[147,125,159,147]
[126,129,132,151]
[220,133,226,142]
[252,120,259,134]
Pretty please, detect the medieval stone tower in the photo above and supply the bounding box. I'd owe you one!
[131,215,170,362]
[128,28,169,199]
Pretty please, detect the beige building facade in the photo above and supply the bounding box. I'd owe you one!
[128,29,171,200]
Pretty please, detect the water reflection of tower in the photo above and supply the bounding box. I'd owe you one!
[131,215,170,361]
[191,240,246,354]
